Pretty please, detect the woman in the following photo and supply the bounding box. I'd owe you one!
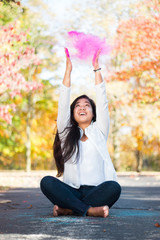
[40,48,121,218]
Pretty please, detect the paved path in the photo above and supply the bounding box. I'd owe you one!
[0,172,160,240]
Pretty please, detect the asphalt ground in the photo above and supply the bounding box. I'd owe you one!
[0,171,160,240]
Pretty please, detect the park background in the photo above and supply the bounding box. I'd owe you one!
[0,0,160,175]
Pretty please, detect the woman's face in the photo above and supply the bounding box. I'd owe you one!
[73,98,93,126]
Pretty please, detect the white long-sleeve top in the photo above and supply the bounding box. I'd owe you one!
[57,81,118,189]
[78,140,105,186]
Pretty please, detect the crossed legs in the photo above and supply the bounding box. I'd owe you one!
[40,176,121,218]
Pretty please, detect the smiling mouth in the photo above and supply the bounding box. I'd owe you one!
[79,113,86,116]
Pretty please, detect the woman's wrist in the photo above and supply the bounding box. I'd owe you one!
[63,77,71,87]
[65,69,72,75]
[93,68,101,72]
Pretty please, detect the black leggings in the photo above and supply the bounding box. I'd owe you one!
[40,176,121,216]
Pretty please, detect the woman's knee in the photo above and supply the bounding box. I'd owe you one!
[113,181,121,196]
[40,176,56,190]
[103,181,121,196]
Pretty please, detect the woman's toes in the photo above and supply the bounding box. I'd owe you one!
[103,206,109,218]
[53,205,59,217]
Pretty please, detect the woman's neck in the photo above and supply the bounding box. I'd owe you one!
[80,134,88,142]
[78,122,91,132]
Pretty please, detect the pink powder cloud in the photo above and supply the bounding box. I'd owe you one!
[67,31,111,62]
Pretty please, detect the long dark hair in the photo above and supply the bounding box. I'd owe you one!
[53,95,96,177]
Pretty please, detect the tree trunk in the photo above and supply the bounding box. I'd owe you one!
[26,93,32,172]
[135,150,143,172]
[26,118,31,172]
[25,67,36,172]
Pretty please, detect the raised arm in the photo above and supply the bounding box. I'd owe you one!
[57,48,72,134]
[92,50,110,139]
[92,49,103,85]
[63,48,72,87]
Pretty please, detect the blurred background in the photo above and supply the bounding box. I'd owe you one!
[0,0,160,173]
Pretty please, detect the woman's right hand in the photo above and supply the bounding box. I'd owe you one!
[65,48,72,73]
[63,48,72,87]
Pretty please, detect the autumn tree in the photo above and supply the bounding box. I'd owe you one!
[0,21,42,124]
[108,0,160,171]
[111,0,160,103]
[0,2,59,171]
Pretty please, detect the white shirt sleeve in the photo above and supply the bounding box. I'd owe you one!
[57,84,71,135]
[95,81,110,139]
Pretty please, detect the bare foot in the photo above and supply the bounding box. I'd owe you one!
[87,206,109,218]
[53,205,73,217]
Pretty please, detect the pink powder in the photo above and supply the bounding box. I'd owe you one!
[67,31,111,62]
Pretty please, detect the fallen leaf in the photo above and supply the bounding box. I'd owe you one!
[155,223,160,227]
[27,204,32,209]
